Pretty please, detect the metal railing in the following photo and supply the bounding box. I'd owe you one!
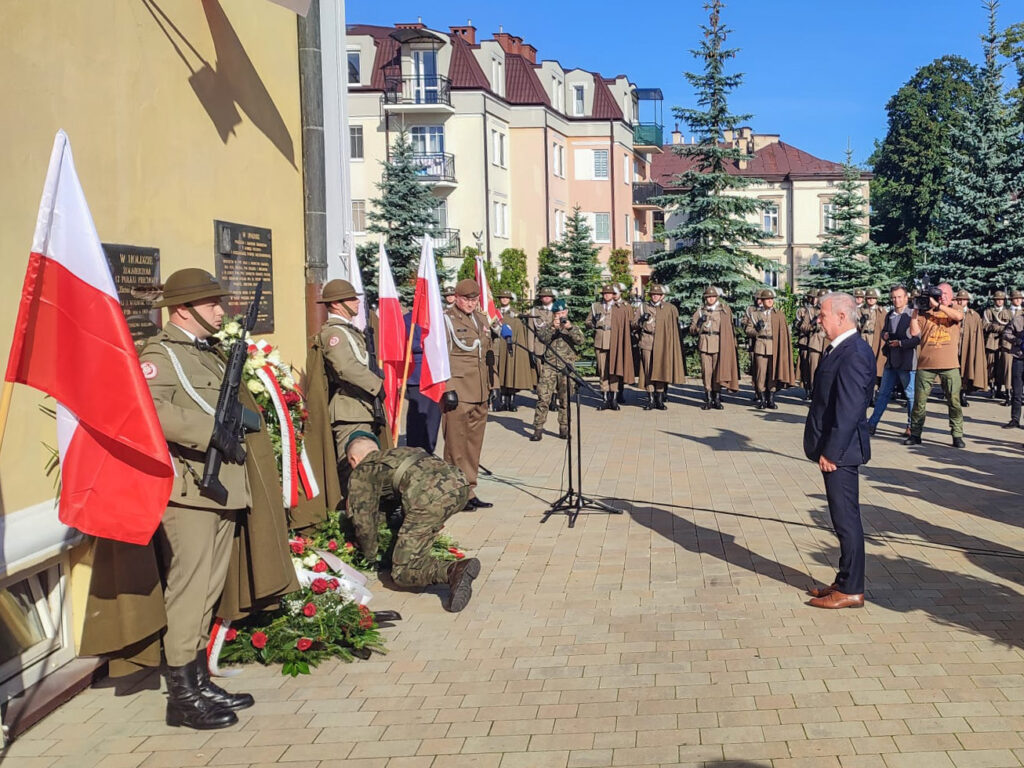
[632,241,666,264]
[382,75,453,107]
[633,122,664,147]
[427,228,461,256]
[410,152,456,183]
[632,181,664,207]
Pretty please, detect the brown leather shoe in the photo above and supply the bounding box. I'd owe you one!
[806,583,838,598]
[808,590,864,609]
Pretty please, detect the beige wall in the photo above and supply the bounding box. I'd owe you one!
[0,0,306,515]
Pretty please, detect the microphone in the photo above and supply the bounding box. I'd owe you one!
[501,323,513,355]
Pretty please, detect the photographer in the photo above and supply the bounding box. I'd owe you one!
[905,282,966,448]
[867,285,919,438]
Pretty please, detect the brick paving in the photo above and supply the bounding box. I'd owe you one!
[7,382,1024,768]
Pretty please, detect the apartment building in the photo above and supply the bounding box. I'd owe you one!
[345,21,664,289]
[650,127,872,290]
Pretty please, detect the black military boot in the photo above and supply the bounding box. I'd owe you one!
[655,392,667,410]
[712,390,724,410]
[193,652,254,711]
[765,390,778,410]
[701,391,712,411]
[960,391,969,408]
[754,392,765,410]
[643,393,654,411]
[610,392,621,411]
[446,557,481,612]
[616,389,625,405]
[530,427,543,441]
[165,661,238,730]
[597,392,609,411]
[1003,393,1011,406]
[490,389,503,412]
[507,392,518,412]
[1003,419,1020,429]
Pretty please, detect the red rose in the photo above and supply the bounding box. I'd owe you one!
[448,547,465,559]
[344,542,354,551]
[251,631,268,649]
[303,602,317,617]
[327,540,338,551]
[357,605,374,630]
[311,578,329,594]
[283,390,301,405]
[327,578,340,590]
[225,628,237,642]
[289,539,305,555]
[248,344,258,354]
[296,637,313,652]
[264,345,274,354]
[312,559,328,573]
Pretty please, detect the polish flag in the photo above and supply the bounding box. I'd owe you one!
[4,131,174,545]
[475,254,501,324]
[376,242,405,430]
[410,237,450,402]
[346,239,367,331]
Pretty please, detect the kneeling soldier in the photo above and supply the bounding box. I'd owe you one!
[531,299,583,441]
[345,435,481,612]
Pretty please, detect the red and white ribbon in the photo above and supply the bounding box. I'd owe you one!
[207,617,243,678]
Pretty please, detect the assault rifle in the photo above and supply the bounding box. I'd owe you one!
[363,318,388,430]
[200,282,263,505]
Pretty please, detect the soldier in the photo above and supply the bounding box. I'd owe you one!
[140,269,257,730]
[311,279,385,490]
[587,285,635,410]
[742,288,796,409]
[524,287,556,378]
[798,289,829,399]
[956,290,988,408]
[442,285,456,308]
[854,288,865,310]
[1001,304,1024,429]
[859,288,887,399]
[531,299,583,440]
[493,290,534,412]
[345,435,481,612]
[690,285,740,409]
[1012,289,1024,319]
[632,284,685,410]
[984,291,1013,404]
[794,290,816,397]
[442,279,494,509]
[612,283,631,404]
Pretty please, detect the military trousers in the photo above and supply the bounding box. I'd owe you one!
[333,420,374,498]
[1000,351,1015,391]
[910,368,963,438]
[155,505,239,667]
[594,348,621,392]
[752,354,774,393]
[534,364,573,430]
[392,485,471,588]
[806,349,823,390]
[639,349,667,393]
[699,352,720,391]
[442,401,488,499]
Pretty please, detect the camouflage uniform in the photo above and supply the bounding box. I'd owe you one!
[532,321,584,433]
[347,447,470,587]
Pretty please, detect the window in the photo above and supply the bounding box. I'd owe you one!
[552,143,565,177]
[634,216,642,238]
[352,200,366,234]
[492,130,506,167]
[428,200,448,231]
[625,214,631,244]
[594,212,611,242]
[493,202,509,237]
[412,49,440,103]
[573,84,585,116]
[552,77,564,111]
[349,125,363,160]
[623,155,630,184]
[822,202,837,232]
[347,50,360,84]
[410,125,445,155]
[554,210,565,238]
[634,159,642,182]
[593,149,609,180]
[763,265,780,288]
[763,204,779,236]
[0,565,67,691]
[491,58,505,96]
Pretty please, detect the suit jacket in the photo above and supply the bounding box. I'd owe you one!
[878,309,919,372]
[803,334,876,467]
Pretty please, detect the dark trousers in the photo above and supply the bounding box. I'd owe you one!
[823,465,865,595]
[1011,358,1024,423]
[405,385,441,454]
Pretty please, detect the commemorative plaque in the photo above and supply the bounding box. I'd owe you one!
[101,243,161,342]
[214,220,275,334]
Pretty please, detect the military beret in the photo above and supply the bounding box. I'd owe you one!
[319,279,359,303]
[865,288,881,299]
[993,290,1007,299]
[757,288,776,300]
[648,284,666,295]
[455,278,480,297]
[955,290,971,300]
[853,289,866,298]
[154,268,230,307]
[552,298,567,312]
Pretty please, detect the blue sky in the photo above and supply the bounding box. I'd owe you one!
[347,0,1022,166]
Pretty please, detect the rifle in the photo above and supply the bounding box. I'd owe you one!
[363,321,388,429]
[200,282,264,505]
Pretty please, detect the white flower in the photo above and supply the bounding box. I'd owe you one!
[246,378,265,395]
[267,349,282,366]
[281,374,296,391]
[302,553,319,568]
[222,321,242,338]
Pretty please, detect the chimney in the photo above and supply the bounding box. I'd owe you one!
[737,127,753,169]
[395,21,426,29]
[521,43,537,64]
[449,23,477,45]
[671,123,683,145]
[492,31,535,61]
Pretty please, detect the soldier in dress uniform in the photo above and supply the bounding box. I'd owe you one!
[345,435,481,612]
[742,288,796,409]
[139,269,257,730]
[859,288,887,398]
[531,299,583,440]
[984,290,1012,403]
[442,279,494,509]
[493,290,535,412]
[612,283,631,404]
[690,285,740,410]
[587,285,635,410]
[854,288,866,310]
[523,287,557,378]
[956,289,988,408]
[798,288,829,399]
[633,284,685,410]
[794,289,817,398]
[442,285,456,308]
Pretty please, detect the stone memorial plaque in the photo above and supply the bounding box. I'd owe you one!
[101,243,162,343]
[214,220,275,333]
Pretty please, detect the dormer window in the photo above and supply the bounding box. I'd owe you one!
[573,84,585,116]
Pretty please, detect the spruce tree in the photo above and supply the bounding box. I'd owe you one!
[367,129,438,304]
[927,0,1024,294]
[536,245,571,297]
[802,147,873,290]
[456,246,498,289]
[649,0,772,328]
[356,241,379,306]
[551,207,601,322]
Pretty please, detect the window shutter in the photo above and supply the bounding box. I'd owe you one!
[593,150,609,180]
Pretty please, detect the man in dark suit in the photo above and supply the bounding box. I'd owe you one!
[803,292,877,609]
[867,285,919,438]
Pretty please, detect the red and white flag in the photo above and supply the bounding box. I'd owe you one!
[475,254,501,324]
[4,131,174,545]
[346,240,367,331]
[376,242,405,431]
[410,237,450,402]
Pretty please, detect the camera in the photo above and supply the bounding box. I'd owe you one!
[914,275,942,312]
[558,316,569,326]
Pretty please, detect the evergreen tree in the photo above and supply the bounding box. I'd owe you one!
[536,245,571,297]
[927,1,1024,294]
[551,208,601,322]
[496,248,529,310]
[649,0,772,328]
[367,129,438,304]
[607,248,634,293]
[802,148,873,290]
[356,241,379,307]
[456,246,498,290]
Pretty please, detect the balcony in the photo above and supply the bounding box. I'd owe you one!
[427,228,461,256]
[632,241,666,264]
[382,75,453,111]
[411,153,456,187]
[633,122,664,152]
[632,182,663,209]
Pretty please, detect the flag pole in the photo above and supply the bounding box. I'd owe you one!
[392,324,416,445]
[0,380,14,454]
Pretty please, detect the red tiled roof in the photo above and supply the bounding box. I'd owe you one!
[449,34,489,90]
[505,54,551,106]
[591,75,623,120]
[346,23,401,90]
[652,140,855,187]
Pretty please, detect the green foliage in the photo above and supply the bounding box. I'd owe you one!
[650,0,772,340]
[368,129,439,304]
[496,248,529,310]
[551,207,602,323]
[536,245,571,296]
[607,248,633,292]
[869,56,980,276]
[356,241,379,307]
[456,246,498,289]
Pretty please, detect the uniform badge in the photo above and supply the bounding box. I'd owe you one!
[140,361,158,380]
[328,335,340,347]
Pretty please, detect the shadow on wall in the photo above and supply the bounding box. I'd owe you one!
[140,0,296,168]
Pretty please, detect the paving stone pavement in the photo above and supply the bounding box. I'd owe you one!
[7,383,1024,768]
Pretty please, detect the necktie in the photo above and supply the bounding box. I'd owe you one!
[822,344,834,360]
[195,339,212,352]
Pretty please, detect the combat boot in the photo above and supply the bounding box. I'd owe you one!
[701,391,712,411]
[597,392,609,411]
[507,393,518,412]
[610,392,621,411]
[558,425,569,439]
[193,651,254,711]
[446,557,481,612]
[490,389,503,412]
[765,390,778,410]
[643,393,654,411]
[165,661,237,730]
[530,427,543,441]
[615,389,625,405]
[754,392,765,410]
[655,392,667,410]
[712,391,724,410]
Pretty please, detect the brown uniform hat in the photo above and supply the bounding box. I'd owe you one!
[993,290,1007,300]
[853,289,866,298]
[1012,290,1024,300]
[757,288,776,300]
[496,290,513,299]
[153,268,230,308]
[319,279,359,303]
[865,288,880,299]
[537,287,556,298]
[955,289,971,300]
[455,278,480,297]
[600,285,615,294]
[703,286,719,298]
[442,285,456,297]
[648,284,667,295]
